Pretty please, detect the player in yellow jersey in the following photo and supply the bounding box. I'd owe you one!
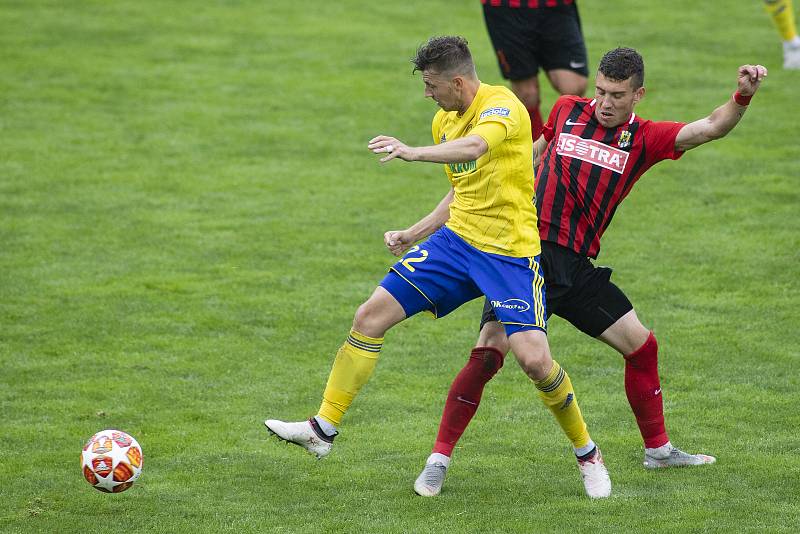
[264,36,611,499]
[764,0,800,68]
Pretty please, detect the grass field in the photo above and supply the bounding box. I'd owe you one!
[1,0,799,532]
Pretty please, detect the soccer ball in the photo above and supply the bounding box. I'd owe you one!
[81,429,143,493]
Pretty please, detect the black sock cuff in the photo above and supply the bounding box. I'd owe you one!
[576,446,598,462]
[309,418,336,443]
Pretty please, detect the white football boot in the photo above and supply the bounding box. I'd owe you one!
[264,418,335,459]
[643,443,716,469]
[577,448,612,498]
[413,462,448,497]
[783,38,800,69]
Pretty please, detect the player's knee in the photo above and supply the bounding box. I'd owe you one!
[548,69,588,97]
[476,322,511,354]
[352,301,388,338]
[601,308,650,355]
[556,78,587,96]
[630,322,651,347]
[508,331,551,380]
[518,90,540,110]
[515,351,550,380]
[511,78,540,109]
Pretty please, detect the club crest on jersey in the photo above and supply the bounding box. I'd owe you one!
[618,130,632,149]
[555,133,629,174]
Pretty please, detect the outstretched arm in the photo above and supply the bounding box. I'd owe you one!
[368,134,488,164]
[384,188,453,256]
[674,64,767,152]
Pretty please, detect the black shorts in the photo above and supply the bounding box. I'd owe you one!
[480,241,633,338]
[482,4,589,80]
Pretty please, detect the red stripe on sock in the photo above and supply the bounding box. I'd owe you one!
[528,106,543,141]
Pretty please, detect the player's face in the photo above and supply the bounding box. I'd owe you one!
[593,72,645,128]
[422,70,460,112]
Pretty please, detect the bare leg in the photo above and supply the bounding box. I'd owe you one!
[546,68,588,97]
[510,76,544,139]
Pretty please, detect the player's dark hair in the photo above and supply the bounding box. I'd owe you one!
[598,47,645,89]
[412,36,475,76]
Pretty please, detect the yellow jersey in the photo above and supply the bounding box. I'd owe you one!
[432,83,540,257]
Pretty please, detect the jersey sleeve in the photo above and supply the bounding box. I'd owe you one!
[475,96,520,140]
[644,120,687,162]
[469,121,507,151]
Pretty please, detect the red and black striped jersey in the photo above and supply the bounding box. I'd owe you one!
[481,0,574,7]
[536,95,686,258]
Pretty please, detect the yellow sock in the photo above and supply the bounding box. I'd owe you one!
[317,329,383,426]
[534,360,591,449]
[765,0,798,41]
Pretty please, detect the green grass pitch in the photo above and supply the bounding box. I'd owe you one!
[1,0,798,532]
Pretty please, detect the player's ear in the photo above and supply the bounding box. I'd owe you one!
[633,86,645,104]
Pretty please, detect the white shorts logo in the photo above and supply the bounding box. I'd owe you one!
[556,132,629,174]
[490,298,531,312]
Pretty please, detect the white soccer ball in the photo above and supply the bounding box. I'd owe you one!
[81,429,143,493]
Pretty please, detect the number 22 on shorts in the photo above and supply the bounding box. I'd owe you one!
[401,245,428,272]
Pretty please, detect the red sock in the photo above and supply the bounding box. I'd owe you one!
[624,332,669,448]
[432,347,504,456]
[528,105,543,140]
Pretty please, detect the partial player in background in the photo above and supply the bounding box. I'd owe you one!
[265,36,611,499]
[481,0,589,140]
[764,0,800,68]
[408,48,767,497]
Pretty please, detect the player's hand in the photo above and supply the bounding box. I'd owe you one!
[736,64,767,97]
[384,230,415,256]
[368,135,417,163]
